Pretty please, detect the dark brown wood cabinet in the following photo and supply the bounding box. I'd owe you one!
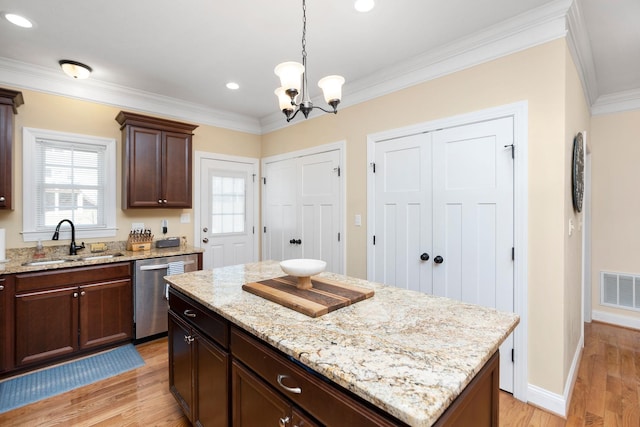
[116,111,198,209]
[0,88,24,210]
[0,275,14,372]
[169,289,230,427]
[12,262,133,369]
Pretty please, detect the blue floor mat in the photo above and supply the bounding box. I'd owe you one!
[0,344,145,414]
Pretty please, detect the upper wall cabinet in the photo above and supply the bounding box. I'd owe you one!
[116,111,198,209]
[0,88,24,210]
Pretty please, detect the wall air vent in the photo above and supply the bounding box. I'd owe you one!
[601,271,640,311]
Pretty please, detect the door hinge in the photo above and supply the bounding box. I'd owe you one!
[263,177,267,185]
[373,235,376,245]
[504,144,514,159]
[511,348,515,363]
[512,247,515,261]
[333,166,341,177]
[338,232,341,242]
[263,226,267,233]
[252,173,256,182]
[370,162,376,173]
[253,226,255,234]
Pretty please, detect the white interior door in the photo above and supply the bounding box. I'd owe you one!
[373,133,432,293]
[263,158,299,261]
[199,158,257,269]
[432,117,514,392]
[298,150,342,273]
[371,117,515,392]
[263,149,343,273]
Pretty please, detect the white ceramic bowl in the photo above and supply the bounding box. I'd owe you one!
[280,259,327,277]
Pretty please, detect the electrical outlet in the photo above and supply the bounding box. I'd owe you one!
[131,222,144,231]
[180,213,190,224]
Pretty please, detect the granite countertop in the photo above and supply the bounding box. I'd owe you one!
[165,260,520,427]
[0,241,203,274]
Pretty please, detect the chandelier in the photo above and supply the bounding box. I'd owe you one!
[274,0,345,122]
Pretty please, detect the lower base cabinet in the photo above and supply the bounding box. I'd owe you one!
[11,262,133,371]
[168,291,230,427]
[168,288,500,427]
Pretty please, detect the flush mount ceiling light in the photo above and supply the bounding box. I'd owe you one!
[354,0,375,13]
[3,12,34,28]
[274,0,345,122]
[59,60,92,79]
[226,82,240,90]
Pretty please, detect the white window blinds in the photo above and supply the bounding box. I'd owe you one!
[34,139,106,230]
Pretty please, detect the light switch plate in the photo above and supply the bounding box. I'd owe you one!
[180,213,190,224]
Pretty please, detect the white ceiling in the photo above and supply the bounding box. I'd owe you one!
[0,0,637,134]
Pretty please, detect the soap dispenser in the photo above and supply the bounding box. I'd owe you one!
[33,239,46,259]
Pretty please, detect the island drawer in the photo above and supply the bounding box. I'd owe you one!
[169,288,228,349]
[15,262,131,293]
[230,326,403,427]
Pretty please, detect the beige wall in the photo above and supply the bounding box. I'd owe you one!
[264,39,570,394]
[590,111,640,321]
[563,46,591,383]
[0,89,261,250]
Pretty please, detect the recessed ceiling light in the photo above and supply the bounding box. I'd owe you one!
[3,13,34,28]
[354,0,375,12]
[226,82,240,90]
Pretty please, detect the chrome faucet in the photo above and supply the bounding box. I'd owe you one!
[52,219,85,255]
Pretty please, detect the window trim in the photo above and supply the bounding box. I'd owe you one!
[22,127,117,242]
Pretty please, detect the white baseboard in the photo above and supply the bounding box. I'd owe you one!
[526,333,584,418]
[592,310,640,330]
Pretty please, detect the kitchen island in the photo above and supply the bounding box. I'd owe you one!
[165,261,519,427]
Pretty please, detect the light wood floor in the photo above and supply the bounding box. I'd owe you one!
[1,321,639,426]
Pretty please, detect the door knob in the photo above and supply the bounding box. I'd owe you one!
[203,227,208,232]
[420,253,430,261]
[294,239,301,245]
[289,239,296,244]
[202,237,209,243]
[434,255,444,264]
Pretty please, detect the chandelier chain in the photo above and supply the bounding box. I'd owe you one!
[301,0,309,102]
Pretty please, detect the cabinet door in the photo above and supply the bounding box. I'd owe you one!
[0,275,14,372]
[125,125,163,207]
[15,287,79,366]
[292,408,320,427]
[0,104,12,209]
[79,279,133,349]
[232,361,291,427]
[169,311,195,422]
[163,131,192,208]
[194,333,229,427]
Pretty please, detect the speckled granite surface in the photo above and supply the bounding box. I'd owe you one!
[0,241,203,274]
[165,261,520,427]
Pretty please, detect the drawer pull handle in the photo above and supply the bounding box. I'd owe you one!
[279,416,290,427]
[184,309,197,318]
[277,374,301,394]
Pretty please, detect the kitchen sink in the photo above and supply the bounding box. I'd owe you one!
[80,252,124,261]
[21,258,75,266]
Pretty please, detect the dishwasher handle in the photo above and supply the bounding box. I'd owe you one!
[139,260,195,271]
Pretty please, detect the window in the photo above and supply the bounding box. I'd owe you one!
[210,173,246,234]
[22,128,116,242]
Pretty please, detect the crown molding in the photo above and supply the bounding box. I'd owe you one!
[565,0,599,107]
[591,88,640,115]
[0,57,262,135]
[261,0,572,134]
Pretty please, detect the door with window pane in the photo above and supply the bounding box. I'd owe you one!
[199,158,257,269]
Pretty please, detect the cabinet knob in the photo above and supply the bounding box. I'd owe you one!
[158,199,163,204]
[163,199,168,204]
[0,196,5,202]
[80,291,86,296]
[73,292,79,298]
[0,285,4,291]
[279,416,290,427]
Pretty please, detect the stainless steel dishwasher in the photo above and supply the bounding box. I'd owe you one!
[133,253,199,340]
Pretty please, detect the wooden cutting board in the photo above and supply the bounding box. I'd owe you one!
[242,275,374,318]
